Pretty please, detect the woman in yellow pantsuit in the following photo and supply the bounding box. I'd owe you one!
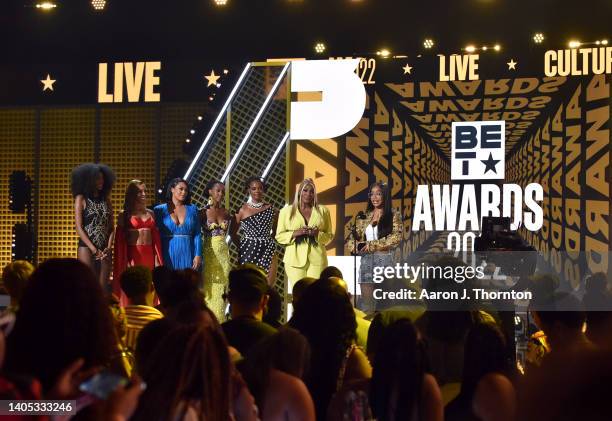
[276,178,334,292]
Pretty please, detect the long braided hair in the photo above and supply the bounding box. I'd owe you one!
[132,324,232,421]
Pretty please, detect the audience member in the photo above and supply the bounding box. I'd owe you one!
[416,311,476,386]
[152,265,174,313]
[134,317,177,374]
[290,280,371,419]
[519,347,612,421]
[222,264,277,356]
[132,324,237,421]
[581,272,612,348]
[5,258,119,392]
[524,273,561,368]
[366,277,425,361]
[163,269,204,311]
[531,292,594,358]
[318,266,343,282]
[240,328,314,421]
[120,266,163,351]
[446,323,515,421]
[108,293,133,376]
[291,277,316,309]
[1,260,35,314]
[370,319,443,421]
[320,275,371,350]
[0,309,144,420]
[263,286,283,329]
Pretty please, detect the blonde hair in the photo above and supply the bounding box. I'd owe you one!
[290,178,319,219]
[2,260,35,302]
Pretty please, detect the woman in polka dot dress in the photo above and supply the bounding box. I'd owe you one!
[231,176,278,285]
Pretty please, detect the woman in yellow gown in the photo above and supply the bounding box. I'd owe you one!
[201,179,232,321]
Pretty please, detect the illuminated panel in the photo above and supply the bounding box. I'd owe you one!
[38,108,95,262]
[0,110,36,267]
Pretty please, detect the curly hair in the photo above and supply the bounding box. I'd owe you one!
[289,280,357,418]
[70,163,115,199]
[4,258,117,392]
[244,176,267,193]
[165,178,192,208]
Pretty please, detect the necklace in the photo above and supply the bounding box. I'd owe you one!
[247,197,264,209]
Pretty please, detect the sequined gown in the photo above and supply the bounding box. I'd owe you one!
[203,219,231,321]
[78,196,111,250]
[239,207,276,273]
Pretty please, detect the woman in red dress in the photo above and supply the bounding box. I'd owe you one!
[113,180,163,305]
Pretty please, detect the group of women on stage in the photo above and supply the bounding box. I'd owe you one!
[71,163,402,318]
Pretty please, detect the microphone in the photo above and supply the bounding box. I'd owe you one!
[350,211,367,246]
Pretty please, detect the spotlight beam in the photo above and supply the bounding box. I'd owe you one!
[262,131,290,180]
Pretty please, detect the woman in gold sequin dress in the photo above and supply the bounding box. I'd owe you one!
[201,179,232,321]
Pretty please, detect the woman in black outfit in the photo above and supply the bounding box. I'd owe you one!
[72,163,115,289]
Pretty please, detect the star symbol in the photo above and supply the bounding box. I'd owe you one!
[402,63,413,74]
[481,153,500,174]
[507,59,517,70]
[40,74,56,91]
[205,70,220,87]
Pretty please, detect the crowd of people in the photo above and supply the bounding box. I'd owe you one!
[0,256,611,420]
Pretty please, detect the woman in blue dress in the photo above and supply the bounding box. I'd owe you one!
[154,178,203,271]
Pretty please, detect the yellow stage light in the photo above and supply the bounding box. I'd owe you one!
[91,0,106,10]
[213,0,228,5]
[533,33,544,44]
[568,40,581,48]
[377,49,391,58]
[493,44,501,51]
[36,2,57,10]
[465,45,476,53]
[602,39,609,45]
[423,39,434,49]
[314,42,326,54]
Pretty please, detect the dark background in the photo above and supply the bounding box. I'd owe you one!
[2,0,612,104]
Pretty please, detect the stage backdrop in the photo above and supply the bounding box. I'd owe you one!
[288,55,610,291]
[0,52,610,295]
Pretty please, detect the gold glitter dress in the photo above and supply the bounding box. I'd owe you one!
[203,219,231,321]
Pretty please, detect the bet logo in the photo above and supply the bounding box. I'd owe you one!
[451,121,505,180]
